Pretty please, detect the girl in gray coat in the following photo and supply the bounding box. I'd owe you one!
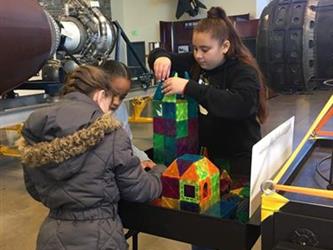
[17,65,164,250]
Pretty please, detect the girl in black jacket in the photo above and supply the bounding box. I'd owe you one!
[149,6,268,178]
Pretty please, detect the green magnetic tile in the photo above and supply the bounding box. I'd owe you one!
[162,94,177,103]
[153,134,164,150]
[164,136,176,148]
[176,100,188,121]
[176,120,188,138]
[153,148,164,163]
[154,152,164,164]
[211,174,219,184]
[195,165,208,180]
[180,180,199,203]
[195,159,207,169]
[152,100,163,117]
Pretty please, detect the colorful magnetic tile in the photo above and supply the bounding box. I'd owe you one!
[194,160,209,180]
[152,100,163,117]
[186,137,199,154]
[153,149,164,164]
[164,119,176,137]
[162,176,180,199]
[162,102,176,119]
[153,134,164,150]
[164,136,176,165]
[164,136,176,152]
[165,153,176,166]
[200,178,212,201]
[162,94,177,103]
[180,154,202,162]
[181,165,199,180]
[176,158,192,176]
[205,200,237,218]
[188,118,198,135]
[163,160,180,178]
[176,137,189,155]
[180,180,199,203]
[184,184,196,198]
[153,134,164,163]
[176,100,188,121]
[153,83,164,100]
[161,154,221,213]
[176,120,188,138]
[180,201,200,212]
[160,197,179,209]
[153,117,165,134]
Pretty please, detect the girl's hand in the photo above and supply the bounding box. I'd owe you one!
[162,77,188,95]
[141,160,156,171]
[154,57,171,81]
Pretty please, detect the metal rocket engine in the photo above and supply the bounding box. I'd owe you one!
[0,0,115,95]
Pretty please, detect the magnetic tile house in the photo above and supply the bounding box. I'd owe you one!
[161,154,220,212]
[153,84,198,165]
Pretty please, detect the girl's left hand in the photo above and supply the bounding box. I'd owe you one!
[141,160,156,170]
[162,77,189,95]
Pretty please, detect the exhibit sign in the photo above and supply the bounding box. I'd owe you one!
[250,117,295,217]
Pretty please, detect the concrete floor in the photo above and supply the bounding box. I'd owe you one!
[0,90,332,250]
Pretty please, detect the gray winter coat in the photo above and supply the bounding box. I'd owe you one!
[17,92,163,250]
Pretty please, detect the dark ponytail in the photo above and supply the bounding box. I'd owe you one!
[207,6,227,19]
[101,60,131,81]
[195,7,268,123]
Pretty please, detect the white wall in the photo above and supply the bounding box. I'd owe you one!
[110,0,124,23]
[110,0,270,61]
[256,0,271,18]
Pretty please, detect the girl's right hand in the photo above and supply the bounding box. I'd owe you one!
[153,57,171,81]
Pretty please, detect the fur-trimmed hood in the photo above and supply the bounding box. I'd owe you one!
[16,92,122,174]
[17,113,121,168]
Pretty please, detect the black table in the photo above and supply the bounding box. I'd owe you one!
[262,138,333,249]
[119,199,260,250]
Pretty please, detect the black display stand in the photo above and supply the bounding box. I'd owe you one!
[119,200,260,250]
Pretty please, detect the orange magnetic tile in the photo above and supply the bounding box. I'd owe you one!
[163,160,180,177]
[181,165,199,180]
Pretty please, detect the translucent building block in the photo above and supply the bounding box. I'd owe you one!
[161,154,220,213]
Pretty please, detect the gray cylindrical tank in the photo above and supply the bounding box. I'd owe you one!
[0,0,54,95]
[257,0,333,92]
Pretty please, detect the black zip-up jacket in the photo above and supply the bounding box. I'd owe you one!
[149,48,261,175]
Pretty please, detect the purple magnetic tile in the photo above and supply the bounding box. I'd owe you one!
[180,201,200,212]
[176,146,187,156]
[186,137,199,154]
[176,138,188,155]
[176,158,192,176]
[188,118,198,135]
[153,117,164,134]
[162,176,179,199]
[164,119,176,136]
